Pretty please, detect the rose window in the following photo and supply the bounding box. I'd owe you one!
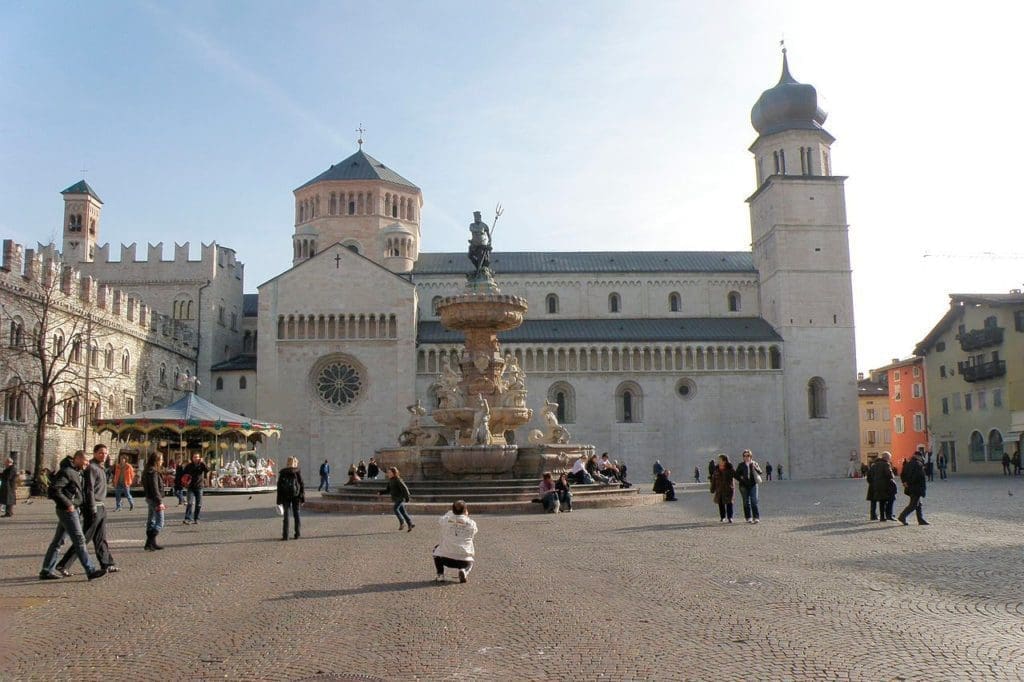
[315,363,362,407]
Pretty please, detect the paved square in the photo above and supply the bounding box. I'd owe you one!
[2,477,1023,680]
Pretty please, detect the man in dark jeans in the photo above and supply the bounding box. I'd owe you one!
[39,450,106,581]
[318,459,331,491]
[56,444,118,575]
[182,453,209,524]
[898,451,929,526]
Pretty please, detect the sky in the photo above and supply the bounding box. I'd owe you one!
[2,1,1023,374]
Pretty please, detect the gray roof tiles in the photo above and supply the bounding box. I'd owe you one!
[417,317,781,345]
[296,150,419,191]
[61,179,102,203]
[413,251,755,275]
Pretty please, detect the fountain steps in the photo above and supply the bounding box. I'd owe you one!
[306,481,662,514]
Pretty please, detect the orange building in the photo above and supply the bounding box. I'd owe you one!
[872,357,929,472]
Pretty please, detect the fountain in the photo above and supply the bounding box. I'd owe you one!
[377,210,594,480]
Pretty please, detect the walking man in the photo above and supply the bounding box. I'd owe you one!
[765,461,773,481]
[318,459,331,491]
[39,450,106,581]
[898,450,929,526]
[56,444,118,575]
[2,457,17,517]
[182,452,209,524]
[937,452,948,480]
[112,453,135,511]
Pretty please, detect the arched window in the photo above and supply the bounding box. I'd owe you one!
[615,381,643,423]
[547,382,576,424]
[63,392,80,427]
[89,341,100,367]
[104,344,114,370]
[329,193,337,215]
[121,349,131,374]
[988,429,1005,462]
[808,377,827,418]
[546,293,559,315]
[348,200,356,215]
[669,292,681,312]
[70,336,82,363]
[728,291,741,312]
[969,430,986,462]
[239,376,247,390]
[431,296,443,316]
[52,332,65,359]
[3,377,25,422]
[9,317,24,347]
[769,346,782,370]
[215,377,224,391]
[46,392,57,425]
[344,242,360,254]
[608,292,621,314]
[159,364,167,386]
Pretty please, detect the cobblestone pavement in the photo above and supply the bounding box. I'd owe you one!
[3,476,1024,681]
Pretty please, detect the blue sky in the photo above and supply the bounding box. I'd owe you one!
[2,1,1024,372]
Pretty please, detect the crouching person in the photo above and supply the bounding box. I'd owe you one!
[432,500,477,583]
[653,469,678,501]
[538,472,560,513]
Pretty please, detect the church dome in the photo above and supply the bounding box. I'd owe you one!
[750,51,827,136]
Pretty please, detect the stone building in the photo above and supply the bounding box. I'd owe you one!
[3,52,859,479]
[915,292,1024,474]
[0,238,195,472]
[857,373,890,465]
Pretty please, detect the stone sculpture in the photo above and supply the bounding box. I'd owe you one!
[471,393,492,446]
[527,400,571,445]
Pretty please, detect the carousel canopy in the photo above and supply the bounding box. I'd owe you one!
[93,392,282,438]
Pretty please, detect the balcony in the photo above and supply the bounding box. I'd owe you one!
[959,326,1004,352]
[958,360,1006,382]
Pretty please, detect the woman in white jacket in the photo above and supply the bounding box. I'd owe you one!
[432,500,478,583]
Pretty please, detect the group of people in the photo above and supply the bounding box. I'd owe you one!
[317,457,382,490]
[537,471,573,512]
[708,451,765,523]
[1000,448,1022,476]
[35,447,219,580]
[865,450,929,525]
[567,453,630,487]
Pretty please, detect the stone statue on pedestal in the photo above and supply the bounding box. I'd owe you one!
[471,393,492,446]
[467,211,492,277]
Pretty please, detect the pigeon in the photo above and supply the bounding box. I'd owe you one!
[248,496,253,500]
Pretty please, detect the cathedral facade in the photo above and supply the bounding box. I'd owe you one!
[2,55,858,479]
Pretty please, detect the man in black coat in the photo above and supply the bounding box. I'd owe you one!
[55,444,118,575]
[2,457,17,517]
[39,451,106,580]
[897,451,929,526]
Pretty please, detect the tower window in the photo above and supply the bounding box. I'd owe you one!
[215,377,224,391]
[669,292,681,312]
[239,376,247,390]
[727,291,741,312]
[546,293,559,314]
[808,376,827,418]
[608,293,621,313]
[348,201,356,215]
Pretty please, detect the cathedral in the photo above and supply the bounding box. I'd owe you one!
[2,53,857,479]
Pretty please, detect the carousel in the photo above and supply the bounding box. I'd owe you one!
[92,386,283,494]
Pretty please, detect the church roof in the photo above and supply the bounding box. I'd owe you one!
[61,179,102,203]
[417,317,781,344]
[296,150,419,191]
[412,251,755,275]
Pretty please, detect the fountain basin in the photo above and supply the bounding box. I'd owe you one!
[437,293,528,331]
[432,406,533,436]
[438,444,519,475]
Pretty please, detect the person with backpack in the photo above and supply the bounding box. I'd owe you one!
[378,466,414,531]
[318,459,330,491]
[276,457,305,540]
[39,450,106,581]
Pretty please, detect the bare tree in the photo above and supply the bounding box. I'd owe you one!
[0,264,121,493]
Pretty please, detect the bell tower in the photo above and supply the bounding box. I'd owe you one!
[61,180,102,263]
[747,48,858,478]
[291,143,422,273]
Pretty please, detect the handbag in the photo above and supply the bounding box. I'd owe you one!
[275,504,284,516]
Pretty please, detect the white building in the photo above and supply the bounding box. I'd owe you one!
[6,53,859,479]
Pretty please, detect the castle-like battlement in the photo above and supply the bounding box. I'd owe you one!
[1,239,195,351]
[92,240,239,267]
